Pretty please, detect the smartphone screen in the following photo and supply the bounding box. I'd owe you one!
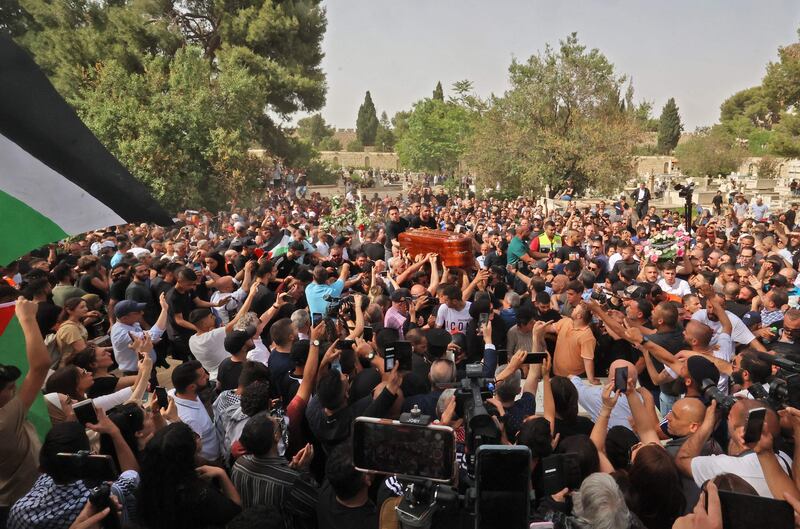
[718,489,794,529]
[387,341,412,371]
[383,351,395,371]
[72,399,98,426]
[614,366,628,393]
[352,418,456,482]
[743,407,766,444]
[311,313,323,326]
[363,326,374,342]
[476,445,531,529]
[541,453,582,495]
[479,313,489,327]
[155,386,168,410]
[524,352,547,364]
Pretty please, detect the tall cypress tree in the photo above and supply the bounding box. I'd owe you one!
[356,91,379,145]
[657,98,683,154]
[433,81,444,101]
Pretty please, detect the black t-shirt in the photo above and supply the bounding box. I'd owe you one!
[251,283,276,318]
[484,251,506,269]
[216,358,244,392]
[109,278,130,303]
[166,287,196,338]
[79,272,107,301]
[535,308,562,322]
[317,482,378,529]
[555,245,584,262]
[610,259,640,282]
[645,328,689,395]
[126,280,156,324]
[410,216,437,230]
[271,254,301,279]
[384,218,409,248]
[724,300,749,320]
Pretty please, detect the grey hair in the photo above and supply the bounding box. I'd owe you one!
[504,291,521,308]
[234,311,260,332]
[572,473,631,529]
[435,388,457,417]
[291,309,310,329]
[494,364,521,401]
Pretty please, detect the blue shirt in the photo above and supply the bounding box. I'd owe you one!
[305,279,344,317]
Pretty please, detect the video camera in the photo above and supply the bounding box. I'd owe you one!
[674,182,696,198]
[451,364,500,473]
[323,293,354,319]
[753,353,800,410]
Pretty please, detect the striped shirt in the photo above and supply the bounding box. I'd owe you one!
[231,455,318,514]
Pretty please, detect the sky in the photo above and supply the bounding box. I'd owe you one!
[314,0,800,131]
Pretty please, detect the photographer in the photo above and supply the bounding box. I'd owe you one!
[8,413,139,529]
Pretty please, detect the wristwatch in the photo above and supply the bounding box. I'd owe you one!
[639,336,649,346]
[311,339,320,347]
[366,351,376,361]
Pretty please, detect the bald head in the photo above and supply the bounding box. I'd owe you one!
[722,281,740,299]
[410,284,427,297]
[430,359,456,385]
[608,360,636,388]
[215,276,235,293]
[728,399,779,453]
[666,398,706,437]
[685,320,713,349]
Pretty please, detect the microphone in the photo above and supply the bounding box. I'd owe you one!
[756,352,800,374]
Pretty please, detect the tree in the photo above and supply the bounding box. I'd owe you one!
[391,110,411,143]
[656,98,683,154]
[7,0,327,210]
[374,111,395,152]
[318,137,342,151]
[465,33,640,197]
[396,98,473,173]
[296,113,334,147]
[346,139,364,152]
[433,81,444,101]
[356,91,379,146]
[674,126,746,178]
[769,110,800,157]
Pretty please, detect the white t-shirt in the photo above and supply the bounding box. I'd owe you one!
[436,302,472,333]
[691,309,755,346]
[246,338,270,365]
[189,327,229,380]
[657,277,692,297]
[691,451,792,499]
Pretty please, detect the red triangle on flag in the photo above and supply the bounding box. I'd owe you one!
[0,302,16,337]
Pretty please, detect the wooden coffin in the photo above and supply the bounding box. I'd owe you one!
[398,229,473,268]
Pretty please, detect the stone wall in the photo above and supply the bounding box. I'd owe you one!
[633,155,679,178]
[318,150,400,170]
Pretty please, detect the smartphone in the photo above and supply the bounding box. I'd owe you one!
[73,399,98,426]
[614,366,628,394]
[743,407,767,444]
[352,417,456,482]
[311,313,323,326]
[383,350,396,371]
[362,326,373,342]
[336,339,355,350]
[385,341,413,371]
[476,445,531,529]
[479,313,489,328]
[524,352,547,364]
[541,453,582,495]
[155,386,168,410]
[56,452,118,483]
[496,349,509,366]
[717,489,794,529]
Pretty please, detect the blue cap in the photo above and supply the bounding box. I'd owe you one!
[114,300,147,318]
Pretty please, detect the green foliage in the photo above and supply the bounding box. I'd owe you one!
[305,159,338,185]
[770,111,800,157]
[674,126,746,178]
[465,33,640,197]
[356,91,379,146]
[296,114,334,147]
[656,98,683,154]
[346,139,364,152]
[396,97,473,173]
[374,111,395,152]
[391,110,411,144]
[318,136,342,151]
[7,0,327,211]
[433,81,444,101]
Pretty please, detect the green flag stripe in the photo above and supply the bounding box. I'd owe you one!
[0,188,68,265]
[0,316,50,439]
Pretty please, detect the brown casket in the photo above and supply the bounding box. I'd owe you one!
[398,229,473,268]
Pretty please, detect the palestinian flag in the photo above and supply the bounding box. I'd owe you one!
[0,36,173,266]
[0,301,49,438]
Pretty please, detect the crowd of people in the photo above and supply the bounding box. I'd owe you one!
[2,176,800,529]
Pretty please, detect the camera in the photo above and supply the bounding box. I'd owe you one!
[323,293,354,319]
[701,379,736,412]
[89,483,120,529]
[674,182,696,198]
[751,353,800,410]
[451,364,500,474]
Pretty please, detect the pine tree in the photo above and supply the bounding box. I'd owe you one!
[433,81,444,101]
[356,91,379,145]
[657,98,683,154]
